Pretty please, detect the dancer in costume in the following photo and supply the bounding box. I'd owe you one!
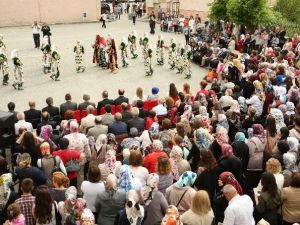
[175,43,185,74]
[99,35,107,69]
[156,34,165,65]
[120,37,129,67]
[106,34,118,74]
[92,35,100,65]
[0,51,9,85]
[144,44,154,76]
[168,37,177,70]
[74,41,85,73]
[0,34,7,55]
[50,46,60,81]
[139,32,149,59]
[11,49,24,90]
[41,35,52,74]
[128,30,138,59]
[183,45,192,79]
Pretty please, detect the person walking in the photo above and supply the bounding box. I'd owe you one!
[32,21,40,48]
[100,12,107,28]
[132,7,137,25]
[41,23,51,46]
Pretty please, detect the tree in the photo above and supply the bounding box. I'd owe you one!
[208,0,229,22]
[274,0,300,24]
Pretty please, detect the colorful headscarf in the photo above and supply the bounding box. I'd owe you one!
[176,171,197,188]
[170,146,183,181]
[105,150,117,174]
[221,144,233,158]
[149,122,159,135]
[216,127,229,146]
[194,128,213,149]
[140,173,159,206]
[40,125,53,141]
[270,108,286,132]
[80,209,95,225]
[0,173,12,211]
[219,171,243,195]
[118,165,134,192]
[181,105,193,121]
[234,132,246,142]
[126,190,145,225]
[286,102,295,116]
[217,114,229,130]
[107,133,117,145]
[283,152,298,173]
[252,124,266,144]
[75,198,87,212]
[198,93,208,107]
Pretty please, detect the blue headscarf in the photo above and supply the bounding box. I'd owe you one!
[234,132,246,142]
[176,171,197,188]
[118,165,134,192]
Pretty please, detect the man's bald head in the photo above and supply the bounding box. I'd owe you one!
[115,113,122,121]
[28,101,36,108]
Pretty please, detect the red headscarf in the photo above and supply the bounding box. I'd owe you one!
[219,171,243,195]
[221,143,233,158]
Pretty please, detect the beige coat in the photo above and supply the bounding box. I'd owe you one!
[80,114,96,134]
[282,187,300,223]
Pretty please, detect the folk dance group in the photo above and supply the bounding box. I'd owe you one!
[93,31,193,78]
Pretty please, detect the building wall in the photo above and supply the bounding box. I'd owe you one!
[0,0,101,27]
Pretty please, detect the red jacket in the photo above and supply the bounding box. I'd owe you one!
[144,151,168,173]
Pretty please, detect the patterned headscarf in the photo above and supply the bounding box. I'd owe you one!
[199,106,208,117]
[234,132,246,142]
[40,125,53,141]
[216,127,229,146]
[238,96,247,114]
[126,190,145,225]
[170,146,183,181]
[198,93,208,107]
[181,105,193,121]
[107,133,117,145]
[287,137,299,153]
[221,144,233,158]
[176,171,197,188]
[149,122,159,135]
[95,134,108,152]
[252,124,266,144]
[286,102,295,116]
[64,186,78,212]
[140,173,159,206]
[194,128,213,149]
[80,209,95,225]
[105,150,117,174]
[75,198,87,212]
[0,173,12,211]
[270,108,286,132]
[219,172,243,195]
[118,165,134,192]
[217,114,229,130]
[283,152,298,173]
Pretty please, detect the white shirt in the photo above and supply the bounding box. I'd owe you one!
[32,24,40,34]
[246,95,263,116]
[15,120,33,135]
[257,173,284,192]
[130,166,149,186]
[81,181,105,212]
[153,104,167,116]
[223,195,255,225]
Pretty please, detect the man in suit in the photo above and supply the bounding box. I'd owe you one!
[97,90,114,114]
[137,100,149,119]
[101,104,115,126]
[42,97,60,118]
[114,89,129,105]
[24,101,41,129]
[127,107,145,133]
[60,93,77,118]
[80,105,96,134]
[120,102,132,123]
[87,116,108,140]
[36,111,57,135]
[108,113,127,135]
[78,94,96,111]
[7,102,18,122]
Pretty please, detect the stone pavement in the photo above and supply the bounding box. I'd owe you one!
[0,16,207,112]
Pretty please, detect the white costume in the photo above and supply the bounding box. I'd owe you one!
[11,49,24,90]
[41,36,52,74]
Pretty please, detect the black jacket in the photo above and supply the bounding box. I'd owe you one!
[127,117,145,133]
[217,155,242,184]
[42,105,60,117]
[232,141,250,173]
[97,98,114,113]
[60,101,77,116]
[138,108,149,119]
[114,96,129,105]
[24,108,41,129]
[78,101,96,110]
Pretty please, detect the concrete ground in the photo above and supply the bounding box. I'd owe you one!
[0,15,207,112]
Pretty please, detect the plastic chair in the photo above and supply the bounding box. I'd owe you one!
[72,110,81,123]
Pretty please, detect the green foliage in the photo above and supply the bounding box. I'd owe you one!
[274,0,300,24]
[208,0,229,22]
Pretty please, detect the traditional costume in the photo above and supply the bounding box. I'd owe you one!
[107,34,118,74]
[144,44,153,76]
[92,35,100,65]
[41,35,51,74]
[183,45,192,79]
[0,35,7,55]
[168,37,176,70]
[120,37,129,67]
[128,30,138,59]
[11,49,24,90]
[175,43,185,74]
[0,52,9,85]
[73,41,85,73]
[50,46,60,81]
[139,33,149,59]
[156,34,164,65]
[99,35,107,69]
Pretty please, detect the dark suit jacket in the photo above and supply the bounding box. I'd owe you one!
[24,109,41,129]
[108,121,128,135]
[36,121,57,136]
[42,105,60,117]
[114,96,129,105]
[121,111,132,123]
[127,117,145,133]
[138,108,149,119]
[78,101,96,111]
[97,98,114,113]
[9,110,18,122]
[60,101,77,116]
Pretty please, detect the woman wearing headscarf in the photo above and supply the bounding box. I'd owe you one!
[92,35,100,65]
[91,134,112,165]
[247,124,266,169]
[232,132,250,174]
[210,127,229,161]
[216,144,243,184]
[98,150,121,181]
[165,171,197,215]
[58,186,77,225]
[188,128,213,171]
[287,137,299,159]
[39,125,58,151]
[213,171,243,224]
[118,164,141,192]
[270,108,286,132]
[282,152,298,187]
[141,173,168,225]
[169,146,191,181]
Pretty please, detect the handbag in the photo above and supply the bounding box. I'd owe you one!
[65,150,80,172]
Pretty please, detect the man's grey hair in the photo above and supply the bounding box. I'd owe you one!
[222,184,237,195]
[131,107,139,117]
[87,105,94,113]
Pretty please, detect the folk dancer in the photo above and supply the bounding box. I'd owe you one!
[183,45,192,79]
[50,46,60,81]
[0,34,7,55]
[0,51,9,85]
[11,49,24,90]
[92,35,100,65]
[120,37,129,67]
[175,43,185,74]
[144,44,154,76]
[139,32,149,59]
[99,35,107,69]
[74,41,85,73]
[128,30,138,59]
[41,35,52,74]
[156,34,165,65]
[168,37,176,70]
[107,34,118,74]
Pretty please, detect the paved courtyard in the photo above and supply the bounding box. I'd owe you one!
[0,16,206,112]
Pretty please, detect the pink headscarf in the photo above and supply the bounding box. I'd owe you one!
[221,144,233,158]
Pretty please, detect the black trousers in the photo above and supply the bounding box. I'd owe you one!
[102,20,106,28]
[185,35,190,45]
[132,16,136,25]
[33,33,40,48]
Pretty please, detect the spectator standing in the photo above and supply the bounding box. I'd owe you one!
[32,21,40,48]
[41,22,51,45]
